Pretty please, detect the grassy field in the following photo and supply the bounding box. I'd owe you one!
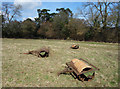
[2,38,118,87]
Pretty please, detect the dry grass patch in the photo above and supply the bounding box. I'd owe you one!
[2,38,118,87]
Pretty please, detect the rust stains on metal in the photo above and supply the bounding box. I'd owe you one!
[71,45,79,49]
[71,59,92,74]
[58,58,100,81]
[22,47,50,58]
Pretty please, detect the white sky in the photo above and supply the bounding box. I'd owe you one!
[14,0,42,10]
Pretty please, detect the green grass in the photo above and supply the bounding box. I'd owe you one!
[2,38,118,87]
[84,72,94,77]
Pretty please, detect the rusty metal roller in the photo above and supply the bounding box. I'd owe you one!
[71,59,92,74]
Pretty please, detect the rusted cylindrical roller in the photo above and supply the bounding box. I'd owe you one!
[71,45,79,49]
[70,59,95,81]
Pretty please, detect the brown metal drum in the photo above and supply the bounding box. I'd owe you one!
[71,59,92,73]
[71,59,95,81]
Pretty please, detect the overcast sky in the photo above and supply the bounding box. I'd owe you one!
[1,0,119,21]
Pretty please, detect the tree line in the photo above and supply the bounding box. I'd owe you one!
[1,2,119,43]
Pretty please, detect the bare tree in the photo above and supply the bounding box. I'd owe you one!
[77,2,117,29]
[107,2,120,28]
[2,2,22,23]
